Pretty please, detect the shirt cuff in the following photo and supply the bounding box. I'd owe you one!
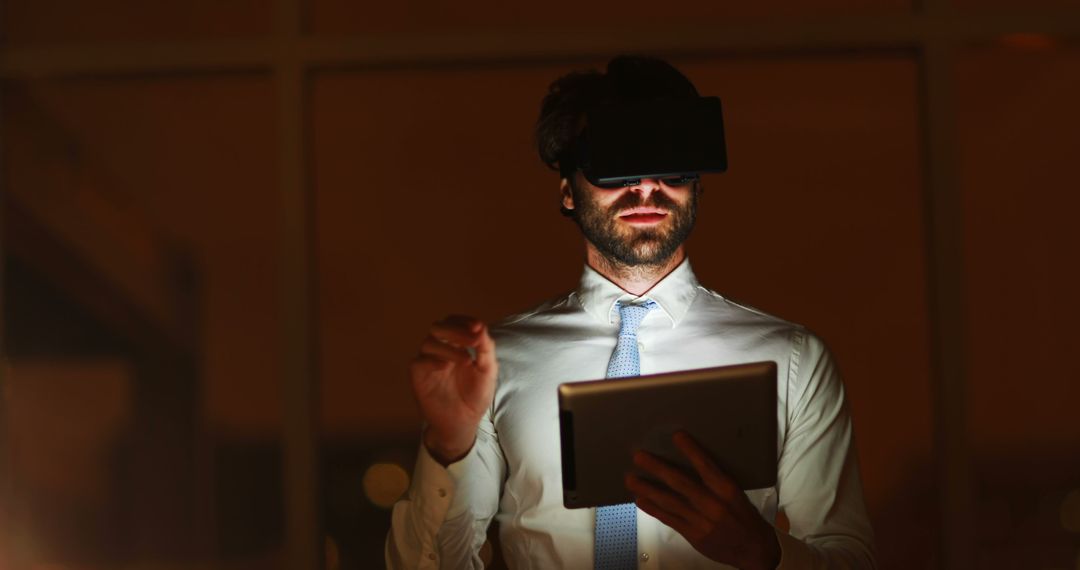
[773,527,815,570]
[411,441,482,522]
[409,444,457,528]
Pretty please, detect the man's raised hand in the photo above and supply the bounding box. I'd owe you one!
[410,315,498,466]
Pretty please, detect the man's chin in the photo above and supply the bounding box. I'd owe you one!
[620,240,679,266]
[615,225,665,243]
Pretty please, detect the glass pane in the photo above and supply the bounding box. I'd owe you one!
[312,56,931,568]
[1,0,272,46]
[2,75,284,567]
[957,45,1080,569]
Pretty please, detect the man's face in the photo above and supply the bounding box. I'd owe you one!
[564,173,699,268]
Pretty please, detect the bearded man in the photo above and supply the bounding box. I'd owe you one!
[386,56,877,570]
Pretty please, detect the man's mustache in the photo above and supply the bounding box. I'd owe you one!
[608,191,678,214]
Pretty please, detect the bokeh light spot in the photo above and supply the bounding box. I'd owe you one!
[363,462,410,509]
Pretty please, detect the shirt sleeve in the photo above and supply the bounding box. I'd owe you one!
[385,410,505,570]
[773,331,878,569]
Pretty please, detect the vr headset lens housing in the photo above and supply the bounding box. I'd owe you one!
[561,96,728,188]
[587,174,701,190]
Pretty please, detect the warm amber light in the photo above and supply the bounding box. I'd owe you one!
[998,33,1057,51]
[362,462,410,509]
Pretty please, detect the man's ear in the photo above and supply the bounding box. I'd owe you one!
[560,178,575,211]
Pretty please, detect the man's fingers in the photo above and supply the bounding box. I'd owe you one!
[473,323,497,371]
[429,321,480,347]
[673,431,739,501]
[625,474,707,529]
[409,355,453,384]
[418,336,473,364]
[633,451,717,509]
[441,314,483,330]
[435,315,483,338]
[427,315,496,372]
[634,495,694,538]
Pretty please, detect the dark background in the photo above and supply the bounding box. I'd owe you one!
[1,0,1079,568]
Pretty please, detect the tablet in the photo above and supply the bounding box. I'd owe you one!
[558,361,777,509]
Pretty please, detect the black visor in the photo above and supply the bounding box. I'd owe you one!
[561,96,728,187]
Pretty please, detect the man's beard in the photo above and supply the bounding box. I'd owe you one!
[571,183,698,269]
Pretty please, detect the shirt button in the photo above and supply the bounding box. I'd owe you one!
[437,488,447,498]
[637,341,645,351]
[640,552,650,561]
[427,552,436,561]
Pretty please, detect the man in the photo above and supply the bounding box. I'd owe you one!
[387,56,876,569]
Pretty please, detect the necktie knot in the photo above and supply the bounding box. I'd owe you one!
[616,300,657,338]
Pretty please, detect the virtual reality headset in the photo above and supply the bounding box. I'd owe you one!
[559,96,728,188]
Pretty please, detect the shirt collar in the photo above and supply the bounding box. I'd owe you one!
[574,258,700,328]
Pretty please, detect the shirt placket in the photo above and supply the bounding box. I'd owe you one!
[636,515,660,568]
[632,312,658,568]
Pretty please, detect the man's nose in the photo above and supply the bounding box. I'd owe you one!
[630,178,661,199]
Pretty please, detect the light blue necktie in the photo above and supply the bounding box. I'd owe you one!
[594,300,657,570]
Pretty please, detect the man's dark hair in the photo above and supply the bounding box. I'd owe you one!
[534,55,700,175]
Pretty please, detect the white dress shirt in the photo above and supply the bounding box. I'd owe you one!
[387,260,876,569]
